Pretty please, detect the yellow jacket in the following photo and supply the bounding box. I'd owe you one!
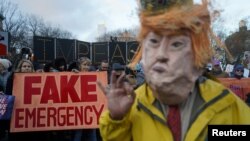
[99,78,250,141]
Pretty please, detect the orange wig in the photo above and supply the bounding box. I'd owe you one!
[129,0,213,69]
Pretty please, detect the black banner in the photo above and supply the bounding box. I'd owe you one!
[76,41,91,59]
[127,41,139,63]
[33,36,55,63]
[33,36,140,66]
[56,38,75,63]
[92,42,108,66]
[109,42,126,65]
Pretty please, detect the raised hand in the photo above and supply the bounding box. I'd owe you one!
[98,71,135,120]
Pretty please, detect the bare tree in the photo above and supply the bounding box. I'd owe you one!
[27,14,43,36]
[37,22,74,39]
[0,0,75,65]
[0,0,29,49]
[96,27,138,42]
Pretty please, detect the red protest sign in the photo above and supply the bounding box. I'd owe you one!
[10,72,107,132]
[0,31,8,56]
[218,78,250,101]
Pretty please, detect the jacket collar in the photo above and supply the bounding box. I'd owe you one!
[135,83,166,122]
[185,77,236,141]
[135,77,236,141]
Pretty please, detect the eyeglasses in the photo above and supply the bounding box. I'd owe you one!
[236,69,244,72]
[134,70,141,74]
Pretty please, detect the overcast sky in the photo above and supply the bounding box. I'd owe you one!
[10,0,250,42]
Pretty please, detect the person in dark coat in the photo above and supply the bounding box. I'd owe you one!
[54,57,67,72]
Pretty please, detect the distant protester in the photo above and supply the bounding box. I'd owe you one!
[231,64,244,79]
[209,59,229,78]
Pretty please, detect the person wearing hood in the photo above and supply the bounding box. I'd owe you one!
[0,59,12,141]
[0,59,11,92]
[231,64,244,79]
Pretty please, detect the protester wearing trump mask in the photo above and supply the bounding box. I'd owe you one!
[98,0,250,141]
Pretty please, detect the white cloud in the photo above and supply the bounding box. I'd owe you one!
[10,0,250,41]
[12,0,139,42]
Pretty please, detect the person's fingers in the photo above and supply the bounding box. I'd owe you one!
[97,81,107,95]
[116,72,126,88]
[111,89,124,94]
[110,71,117,88]
[129,87,136,99]
[124,82,136,99]
[105,85,111,92]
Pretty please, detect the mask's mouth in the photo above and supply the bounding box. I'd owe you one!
[152,66,166,73]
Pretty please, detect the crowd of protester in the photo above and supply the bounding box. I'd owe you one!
[206,59,249,79]
[0,48,145,141]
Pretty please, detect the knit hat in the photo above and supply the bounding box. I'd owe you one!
[0,59,11,70]
[234,64,244,71]
[212,59,220,65]
[54,57,67,71]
